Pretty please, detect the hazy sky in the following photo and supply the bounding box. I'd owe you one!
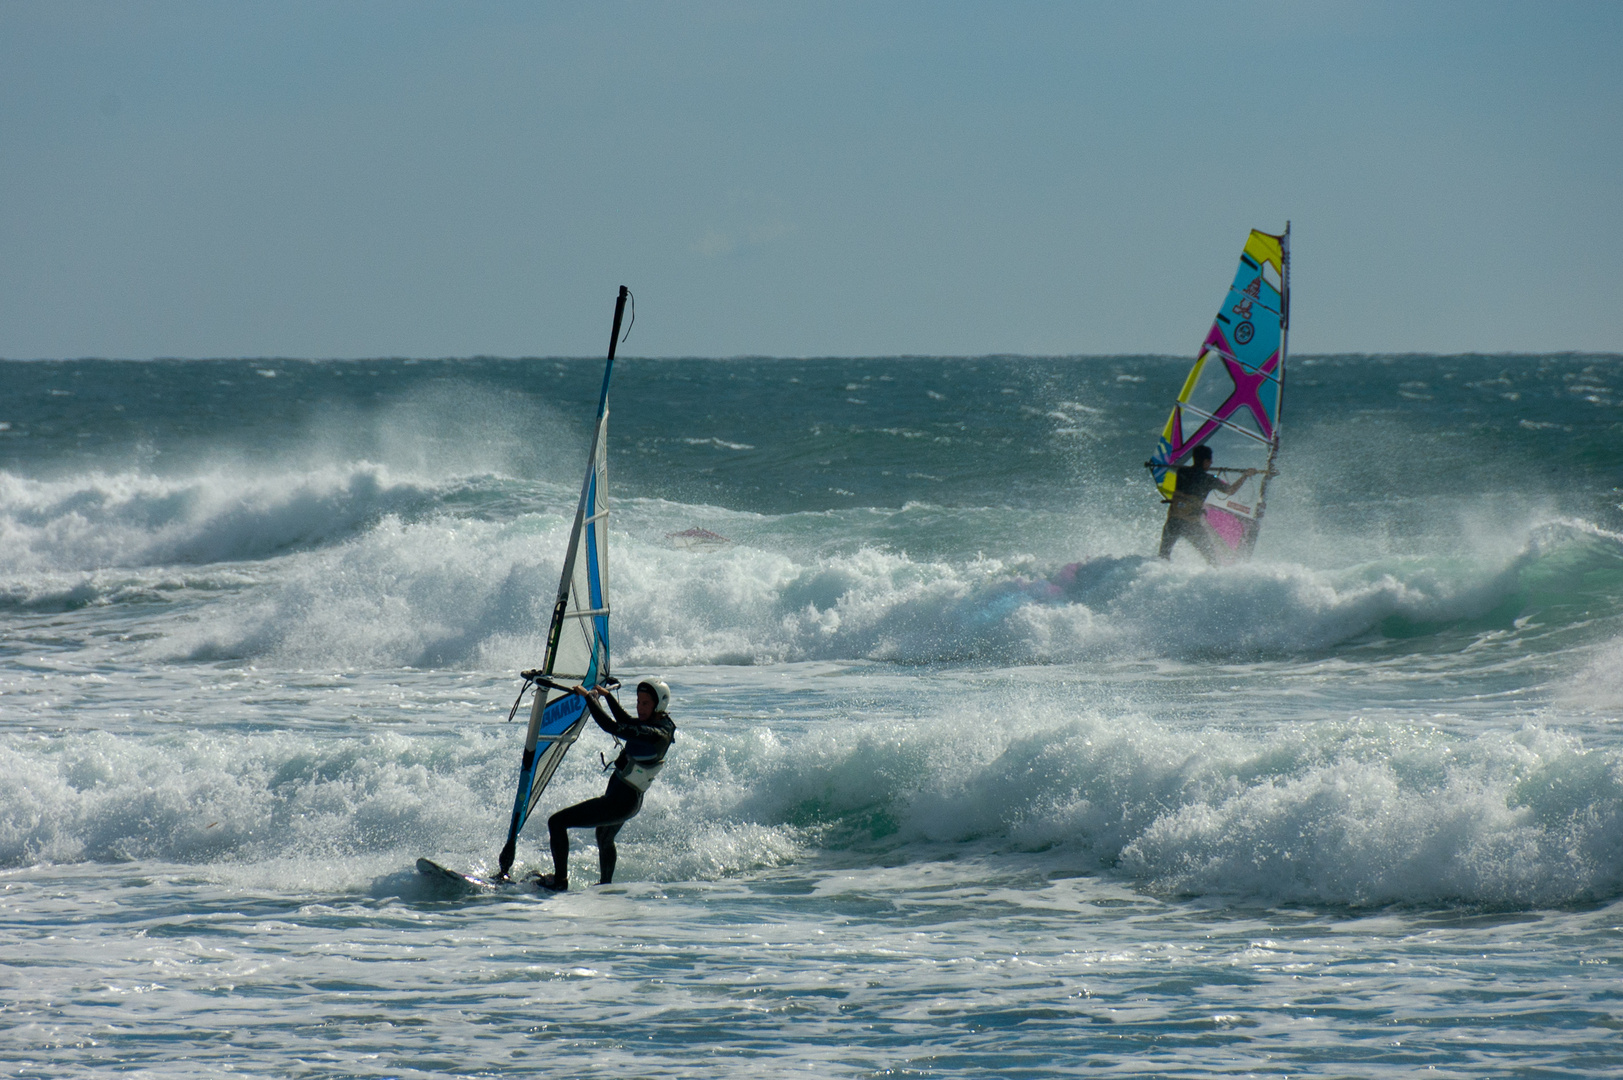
[3,1,1620,359]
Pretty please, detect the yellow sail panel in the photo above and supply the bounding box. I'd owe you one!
[1243,230,1284,277]
[1157,354,1209,500]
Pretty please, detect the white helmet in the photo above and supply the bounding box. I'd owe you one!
[637,678,670,713]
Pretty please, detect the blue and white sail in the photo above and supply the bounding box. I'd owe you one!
[497,286,628,878]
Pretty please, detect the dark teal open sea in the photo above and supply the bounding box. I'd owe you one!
[3,353,1622,1077]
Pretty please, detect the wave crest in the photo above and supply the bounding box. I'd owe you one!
[7,705,1619,908]
[159,513,1623,668]
[0,466,460,572]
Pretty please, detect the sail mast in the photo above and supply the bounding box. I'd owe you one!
[1249,223,1289,549]
[536,286,626,687]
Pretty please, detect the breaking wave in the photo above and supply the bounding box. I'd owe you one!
[5,699,1619,908]
[140,506,1623,668]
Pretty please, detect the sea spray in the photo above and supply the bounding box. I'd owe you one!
[117,507,1623,669]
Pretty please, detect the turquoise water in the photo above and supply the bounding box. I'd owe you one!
[3,354,1622,1076]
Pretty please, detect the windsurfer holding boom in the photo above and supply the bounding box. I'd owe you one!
[1157,444,1258,564]
[532,679,676,891]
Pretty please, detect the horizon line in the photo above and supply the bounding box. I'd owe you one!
[2,350,1620,364]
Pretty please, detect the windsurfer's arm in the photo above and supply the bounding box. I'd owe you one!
[1217,468,1260,495]
[571,686,626,735]
[598,689,635,727]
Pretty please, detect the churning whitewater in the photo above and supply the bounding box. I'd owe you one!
[3,354,1622,1077]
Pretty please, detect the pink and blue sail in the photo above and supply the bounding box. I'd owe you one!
[1148,226,1291,556]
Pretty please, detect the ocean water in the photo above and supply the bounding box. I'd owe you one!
[2,352,1622,1077]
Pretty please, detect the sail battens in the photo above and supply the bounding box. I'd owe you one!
[1199,346,1284,384]
[1226,292,1282,317]
[1174,402,1276,445]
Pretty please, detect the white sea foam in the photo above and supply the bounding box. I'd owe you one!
[648,693,1623,906]
[4,690,1619,908]
[1564,636,1623,714]
[9,432,1617,671]
[0,465,460,572]
[0,379,584,577]
[141,506,1616,670]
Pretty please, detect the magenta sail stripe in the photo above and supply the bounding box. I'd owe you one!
[1167,346,1281,461]
[1205,506,1248,551]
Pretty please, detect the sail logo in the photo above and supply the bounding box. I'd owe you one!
[1231,275,1263,336]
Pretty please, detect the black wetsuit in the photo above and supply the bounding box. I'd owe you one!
[1157,465,1226,562]
[546,693,675,887]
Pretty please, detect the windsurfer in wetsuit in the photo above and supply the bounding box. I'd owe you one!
[533,678,676,891]
[1157,444,1257,563]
